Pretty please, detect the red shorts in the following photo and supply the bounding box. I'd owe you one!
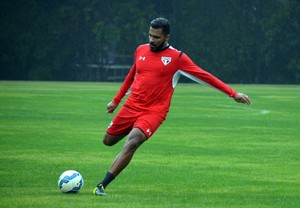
[106,106,166,138]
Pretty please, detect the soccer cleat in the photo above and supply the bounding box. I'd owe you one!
[93,184,107,196]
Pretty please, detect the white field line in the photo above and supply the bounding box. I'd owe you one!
[216,104,270,115]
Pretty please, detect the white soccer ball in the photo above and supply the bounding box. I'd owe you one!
[58,170,84,193]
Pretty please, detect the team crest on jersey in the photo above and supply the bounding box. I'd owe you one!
[161,57,172,66]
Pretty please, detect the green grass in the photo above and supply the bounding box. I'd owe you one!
[0,81,299,208]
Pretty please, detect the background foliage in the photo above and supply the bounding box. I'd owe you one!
[1,0,299,83]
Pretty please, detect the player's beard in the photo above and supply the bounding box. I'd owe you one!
[150,41,166,51]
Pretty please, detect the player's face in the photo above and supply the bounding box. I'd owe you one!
[148,27,170,51]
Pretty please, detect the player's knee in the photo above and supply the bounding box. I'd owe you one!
[125,139,138,151]
[103,133,125,146]
[103,138,112,146]
[124,136,145,152]
[102,134,115,146]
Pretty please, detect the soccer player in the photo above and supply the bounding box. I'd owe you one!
[94,17,251,196]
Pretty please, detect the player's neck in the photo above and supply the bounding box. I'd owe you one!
[156,43,170,52]
[163,43,170,49]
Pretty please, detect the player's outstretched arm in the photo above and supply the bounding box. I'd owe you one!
[234,92,251,105]
[107,101,118,114]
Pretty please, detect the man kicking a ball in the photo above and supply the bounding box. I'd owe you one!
[94,17,251,196]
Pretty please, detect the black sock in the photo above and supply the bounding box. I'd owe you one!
[97,172,116,189]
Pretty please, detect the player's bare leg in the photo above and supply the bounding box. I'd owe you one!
[94,128,147,196]
[103,133,127,146]
[109,128,147,176]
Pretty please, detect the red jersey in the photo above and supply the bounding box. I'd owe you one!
[112,44,237,115]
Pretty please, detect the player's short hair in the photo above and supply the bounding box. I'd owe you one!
[150,17,170,35]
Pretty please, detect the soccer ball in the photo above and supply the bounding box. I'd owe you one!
[58,170,84,193]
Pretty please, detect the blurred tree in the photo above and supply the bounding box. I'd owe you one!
[92,0,157,61]
[0,0,39,80]
[0,0,299,83]
[0,0,85,80]
[261,0,300,83]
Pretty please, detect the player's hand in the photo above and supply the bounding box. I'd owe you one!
[234,92,251,105]
[107,101,117,114]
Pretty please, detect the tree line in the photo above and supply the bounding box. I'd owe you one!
[1,0,299,83]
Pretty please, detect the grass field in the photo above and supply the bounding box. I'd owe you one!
[0,81,299,208]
